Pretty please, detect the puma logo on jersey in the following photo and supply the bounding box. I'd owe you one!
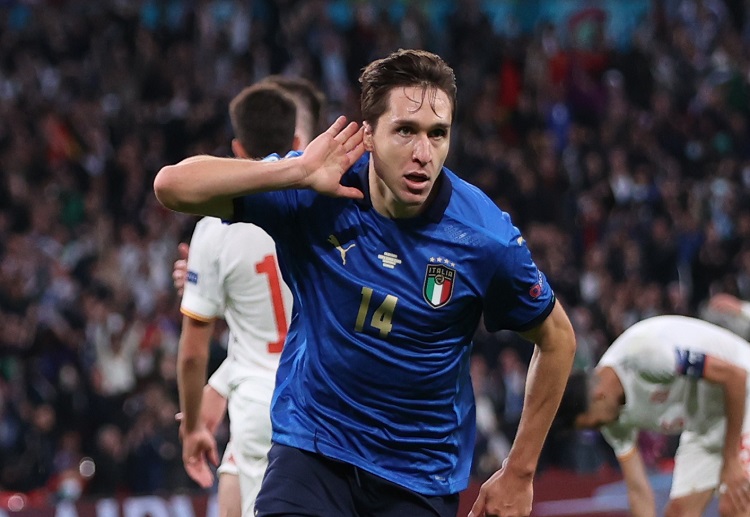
[328,234,356,265]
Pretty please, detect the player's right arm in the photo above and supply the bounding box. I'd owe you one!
[618,448,657,517]
[153,116,364,219]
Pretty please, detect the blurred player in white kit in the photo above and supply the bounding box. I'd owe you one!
[174,77,324,517]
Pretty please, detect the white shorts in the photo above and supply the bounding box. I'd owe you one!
[217,440,239,476]
[227,377,274,516]
[671,397,750,498]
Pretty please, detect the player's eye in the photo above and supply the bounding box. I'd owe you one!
[397,126,414,136]
[429,128,448,139]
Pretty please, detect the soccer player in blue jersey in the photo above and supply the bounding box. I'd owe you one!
[155,49,576,517]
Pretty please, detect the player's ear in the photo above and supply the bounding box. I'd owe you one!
[363,121,374,151]
[231,138,249,159]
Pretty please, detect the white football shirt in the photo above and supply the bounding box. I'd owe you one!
[181,217,293,396]
[600,315,750,456]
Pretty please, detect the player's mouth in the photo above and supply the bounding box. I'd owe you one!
[404,172,430,192]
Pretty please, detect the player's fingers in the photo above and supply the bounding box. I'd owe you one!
[209,444,220,467]
[468,490,487,517]
[185,460,213,488]
[178,242,190,260]
[726,484,749,513]
[334,121,361,145]
[324,116,348,138]
[346,140,365,162]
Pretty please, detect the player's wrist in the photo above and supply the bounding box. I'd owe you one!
[501,456,536,479]
[283,156,313,189]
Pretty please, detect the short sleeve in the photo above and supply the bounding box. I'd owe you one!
[181,220,224,321]
[601,421,638,458]
[482,234,555,332]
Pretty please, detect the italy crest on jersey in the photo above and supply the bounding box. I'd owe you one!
[423,264,456,308]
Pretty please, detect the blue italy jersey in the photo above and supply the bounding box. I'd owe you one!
[232,152,555,495]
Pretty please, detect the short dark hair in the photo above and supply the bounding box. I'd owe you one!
[229,83,297,158]
[551,369,590,432]
[261,75,326,136]
[359,49,457,128]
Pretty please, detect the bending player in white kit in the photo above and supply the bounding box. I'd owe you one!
[558,315,750,517]
[175,77,325,517]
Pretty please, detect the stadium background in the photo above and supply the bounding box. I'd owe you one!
[0,0,747,515]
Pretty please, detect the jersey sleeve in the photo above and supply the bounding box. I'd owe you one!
[207,355,232,398]
[229,151,302,240]
[180,220,225,322]
[231,189,298,242]
[601,421,638,458]
[482,232,555,333]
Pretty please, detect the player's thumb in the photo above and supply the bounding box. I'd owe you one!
[336,185,365,200]
[178,242,189,260]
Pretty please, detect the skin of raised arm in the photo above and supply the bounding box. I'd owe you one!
[153,116,364,219]
[618,448,657,517]
[469,301,576,517]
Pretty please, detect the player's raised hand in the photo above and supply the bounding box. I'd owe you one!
[172,243,190,295]
[297,116,365,199]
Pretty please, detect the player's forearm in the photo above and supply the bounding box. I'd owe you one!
[720,367,746,465]
[704,357,747,464]
[627,489,657,517]
[154,154,306,218]
[506,303,576,475]
[619,451,657,517]
[177,317,215,432]
[178,353,209,433]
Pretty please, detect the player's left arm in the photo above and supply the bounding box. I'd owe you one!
[177,315,219,488]
[470,301,576,517]
[702,354,750,512]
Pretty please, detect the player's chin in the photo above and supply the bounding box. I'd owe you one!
[399,188,431,206]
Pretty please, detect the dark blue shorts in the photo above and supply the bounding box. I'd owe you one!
[255,444,459,517]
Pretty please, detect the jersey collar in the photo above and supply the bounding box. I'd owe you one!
[351,152,453,223]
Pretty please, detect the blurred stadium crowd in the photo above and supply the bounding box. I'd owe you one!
[1,0,750,505]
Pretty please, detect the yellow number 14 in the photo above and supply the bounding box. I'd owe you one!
[354,287,398,338]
